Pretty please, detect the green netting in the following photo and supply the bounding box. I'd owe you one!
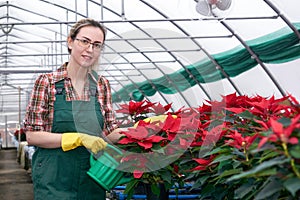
[112,23,300,103]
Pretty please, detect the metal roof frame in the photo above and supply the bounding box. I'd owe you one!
[0,0,299,125]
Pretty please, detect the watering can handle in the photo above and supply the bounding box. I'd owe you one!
[90,144,123,165]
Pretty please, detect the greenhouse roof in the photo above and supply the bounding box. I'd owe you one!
[0,0,300,125]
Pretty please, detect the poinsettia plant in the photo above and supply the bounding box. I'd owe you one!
[178,93,300,200]
[115,100,197,197]
[14,128,26,141]
[114,94,300,199]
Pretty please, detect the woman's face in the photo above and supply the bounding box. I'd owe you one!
[68,26,105,69]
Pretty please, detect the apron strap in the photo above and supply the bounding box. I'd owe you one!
[89,70,99,97]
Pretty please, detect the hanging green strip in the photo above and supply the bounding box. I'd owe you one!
[112,23,300,103]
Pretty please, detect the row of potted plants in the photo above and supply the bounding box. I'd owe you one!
[113,93,300,199]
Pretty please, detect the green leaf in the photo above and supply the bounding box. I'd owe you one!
[227,156,289,181]
[212,155,233,165]
[255,178,282,200]
[200,184,215,199]
[224,115,235,123]
[234,181,256,199]
[283,177,300,197]
[236,110,254,119]
[189,174,210,187]
[278,117,291,126]
[150,183,160,195]
[123,179,139,199]
[290,145,300,159]
[200,146,230,157]
[152,147,165,154]
[191,178,203,190]
[214,168,244,184]
[258,150,281,162]
[251,143,276,154]
[217,168,243,180]
[160,170,172,183]
[254,168,277,177]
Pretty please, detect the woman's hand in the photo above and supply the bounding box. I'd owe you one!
[106,128,126,143]
[61,133,107,153]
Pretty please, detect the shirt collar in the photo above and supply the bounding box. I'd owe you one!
[52,62,98,83]
[52,62,68,83]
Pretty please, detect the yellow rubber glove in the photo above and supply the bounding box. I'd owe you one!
[143,115,168,124]
[134,114,177,127]
[61,132,107,154]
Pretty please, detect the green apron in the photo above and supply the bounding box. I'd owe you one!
[31,74,106,200]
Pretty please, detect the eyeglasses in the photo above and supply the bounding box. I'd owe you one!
[75,38,103,51]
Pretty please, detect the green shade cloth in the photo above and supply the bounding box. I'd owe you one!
[112,23,300,103]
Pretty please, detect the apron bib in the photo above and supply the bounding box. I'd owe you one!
[31,74,106,200]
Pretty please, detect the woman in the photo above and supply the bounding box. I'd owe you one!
[24,18,122,199]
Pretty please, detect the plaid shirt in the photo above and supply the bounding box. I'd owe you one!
[24,63,118,135]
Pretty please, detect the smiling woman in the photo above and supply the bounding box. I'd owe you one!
[23,18,123,200]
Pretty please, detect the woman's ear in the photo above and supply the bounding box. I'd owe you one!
[67,37,73,51]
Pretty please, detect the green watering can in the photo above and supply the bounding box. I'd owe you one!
[87,144,132,191]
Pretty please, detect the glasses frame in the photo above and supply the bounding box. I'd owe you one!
[74,38,103,51]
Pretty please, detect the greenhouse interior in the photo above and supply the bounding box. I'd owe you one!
[0,0,300,199]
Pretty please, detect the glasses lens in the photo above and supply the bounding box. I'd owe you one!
[77,39,89,47]
[93,43,102,50]
[76,39,102,51]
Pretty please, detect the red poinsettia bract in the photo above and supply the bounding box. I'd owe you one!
[225,130,258,150]
[246,95,293,120]
[116,100,155,116]
[200,124,226,147]
[191,155,217,171]
[150,102,172,115]
[118,126,166,150]
[258,115,300,148]
[121,153,148,178]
